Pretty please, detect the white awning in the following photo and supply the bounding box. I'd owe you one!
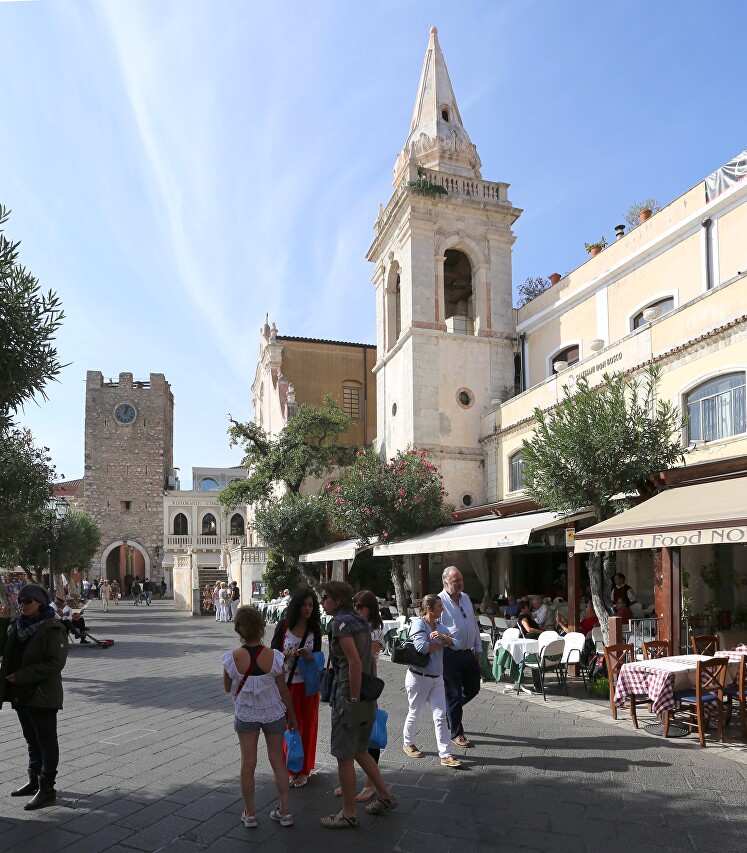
[574,476,747,553]
[372,510,575,557]
[299,539,366,563]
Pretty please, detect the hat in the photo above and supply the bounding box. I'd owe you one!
[18,583,52,606]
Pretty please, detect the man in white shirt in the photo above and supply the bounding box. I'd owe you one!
[531,595,555,629]
[438,566,481,749]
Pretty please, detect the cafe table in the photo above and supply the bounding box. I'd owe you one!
[480,632,495,682]
[380,619,401,655]
[493,636,541,693]
[614,653,740,718]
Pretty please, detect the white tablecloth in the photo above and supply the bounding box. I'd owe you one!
[498,637,539,665]
[382,620,400,635]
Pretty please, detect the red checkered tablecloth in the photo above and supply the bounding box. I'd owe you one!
[614,655,738,717]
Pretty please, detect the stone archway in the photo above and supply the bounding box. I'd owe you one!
[100,540,152,593]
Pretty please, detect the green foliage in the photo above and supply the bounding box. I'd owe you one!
[254,492,329,570]
[588,676,610,699]
[0,428,55,568]
[624,198,661,230]
[0,205,65,434]
[517,276,551,308]
[699,561,722,591]
[325,447,452,615]
[584,237,608,252]
[325,448,453,545]
[262,550,298,601]
[408,167,448,198]
[521,367,686,523]
[219,395,356,511]
[15,509,101,583]
[521,366,686,642]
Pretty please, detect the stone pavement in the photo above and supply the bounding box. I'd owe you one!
[1,600,746,852]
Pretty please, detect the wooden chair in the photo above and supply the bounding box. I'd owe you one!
[664,657,728,747]
[604,643,642,727]
[724,656,747,739]
[642,640,670,660]
[691,634,719,655]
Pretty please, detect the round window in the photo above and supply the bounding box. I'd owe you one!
[392,403,397,417]
[462,494,473,507]
[456,388,474,409]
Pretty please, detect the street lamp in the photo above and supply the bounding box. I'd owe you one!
[46,496,69,601]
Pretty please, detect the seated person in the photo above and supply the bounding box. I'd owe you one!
[517,601,544,638]
[531,595,555,629]
[481,593,496,616]
[62,610,92,644]
[504,594,520,618]
[556,602,600,636]
[580,602,600,635]
[614,598,634,627]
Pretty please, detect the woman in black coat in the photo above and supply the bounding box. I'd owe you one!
[0,583,69,810]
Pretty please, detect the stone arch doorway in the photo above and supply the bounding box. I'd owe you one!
[101,540,151,595]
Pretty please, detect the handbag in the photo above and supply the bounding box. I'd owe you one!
[391,636,430,668]
[284,729,304,773]
[369,707,388,750]
[320,656,336,704]
[360,671,385,701]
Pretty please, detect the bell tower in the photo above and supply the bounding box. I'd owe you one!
[367,27,521,508]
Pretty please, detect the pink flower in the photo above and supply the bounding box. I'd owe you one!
[334,486,341,493]
[364,508,371,515]
[325,483,332,490]
[382,531,388,537]
[398,488,405,495]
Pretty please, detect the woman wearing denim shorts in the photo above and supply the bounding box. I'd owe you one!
[222,605,298,829]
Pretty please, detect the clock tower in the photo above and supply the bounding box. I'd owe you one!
[367,28,522,509]
[83,371,174,589]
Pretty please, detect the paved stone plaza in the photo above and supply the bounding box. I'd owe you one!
[1,601,746,852]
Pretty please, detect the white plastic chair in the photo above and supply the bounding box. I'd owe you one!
[524,638,567,700]
[539,630,560,649]
[493,616,509,639]
[561,631,588,692]
[478,614,495,642]
[496,627,520,651]
[591,626,604,653]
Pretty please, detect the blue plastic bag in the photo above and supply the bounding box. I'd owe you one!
[284,729,304,773]
[298,651,326,696]
[369,707,388,751]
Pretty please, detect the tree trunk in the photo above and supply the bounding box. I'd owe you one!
[588,550,616,645]
[390,556,408,616]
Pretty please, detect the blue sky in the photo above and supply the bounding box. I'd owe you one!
[2,0,745,482]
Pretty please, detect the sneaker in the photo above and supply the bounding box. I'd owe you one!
[270,807,293,827]
[241,810,258,828]
[440,756,461,767]
[403,744,423,758]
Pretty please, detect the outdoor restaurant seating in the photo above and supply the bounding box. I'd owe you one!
[663,657,728,747]
[493,616,509,639]
[523,637,566,700]
[642,640,670,659]
[604,643,642,727]
[561,632,588,692]
[723,655,747,738]
[691,634,719,655]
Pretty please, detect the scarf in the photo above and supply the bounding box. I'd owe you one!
[15,606,56,642]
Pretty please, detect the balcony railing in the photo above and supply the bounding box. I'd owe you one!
[165,535,246,549]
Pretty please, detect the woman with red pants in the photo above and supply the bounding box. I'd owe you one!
[271,587,322,787]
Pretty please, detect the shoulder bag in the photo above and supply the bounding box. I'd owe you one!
[391,621,430,668]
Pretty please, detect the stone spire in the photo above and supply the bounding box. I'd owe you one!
[393,27,482,186]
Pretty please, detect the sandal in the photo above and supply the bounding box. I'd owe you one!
[321,809,359,829]
[294,775,309,788]
[365,795,397,815]
[332,786,342,797]
[355,786,375,802]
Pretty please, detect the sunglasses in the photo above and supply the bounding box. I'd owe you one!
[458,605,467,618]
[18,598,34,605]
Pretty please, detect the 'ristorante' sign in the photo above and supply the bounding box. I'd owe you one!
[578,526,747,552]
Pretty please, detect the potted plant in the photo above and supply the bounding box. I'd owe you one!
[638,208,653,223]
[584,238,607,257]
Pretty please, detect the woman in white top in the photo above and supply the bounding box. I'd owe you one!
[213,582,222,621]
[218,583,231,623]
[403,594,461,767]
[222,605,298,829]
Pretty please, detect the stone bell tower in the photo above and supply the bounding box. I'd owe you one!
[367,27,522,509]
[84,371,174,588]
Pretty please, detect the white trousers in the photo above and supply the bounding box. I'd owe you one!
[231,600,239,619]
[403,670,452,759]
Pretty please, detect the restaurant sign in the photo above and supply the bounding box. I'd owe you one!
[579,526,747,553]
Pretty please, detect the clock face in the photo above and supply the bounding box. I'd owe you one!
[114,403,137,425]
